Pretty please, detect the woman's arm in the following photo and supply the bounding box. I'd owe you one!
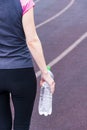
[22,8,55,93]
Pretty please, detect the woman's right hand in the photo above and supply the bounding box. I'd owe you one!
[40,71,55,94]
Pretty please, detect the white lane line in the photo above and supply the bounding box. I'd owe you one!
[36,32,87,77]
[35,0,40,3]
[36,0,75,29]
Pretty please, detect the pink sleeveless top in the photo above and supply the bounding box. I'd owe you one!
[20,0,35,15]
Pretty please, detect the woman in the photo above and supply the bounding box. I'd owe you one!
[0,0,55,130]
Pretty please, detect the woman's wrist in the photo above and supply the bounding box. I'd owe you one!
[41,70,48,75]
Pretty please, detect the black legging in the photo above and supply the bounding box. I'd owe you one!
[0,68,37,130]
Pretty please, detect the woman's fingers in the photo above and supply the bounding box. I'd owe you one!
[51,81,55,94]
[40,79,44,87]
[40,74,55,94]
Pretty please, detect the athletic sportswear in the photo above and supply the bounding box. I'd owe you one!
[0,0,35,69]
[0,68,37,130]
[20,0,35,15]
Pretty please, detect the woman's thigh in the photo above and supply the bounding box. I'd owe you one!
[10,68,37,130]
[0,92,12,130]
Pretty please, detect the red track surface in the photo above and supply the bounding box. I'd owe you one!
[12,0,87,130]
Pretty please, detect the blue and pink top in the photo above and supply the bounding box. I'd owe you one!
[0,0,35,69]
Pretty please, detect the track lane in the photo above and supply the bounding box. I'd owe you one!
[30,0,87,129]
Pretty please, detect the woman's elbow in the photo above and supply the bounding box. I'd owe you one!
[26,36,40,46]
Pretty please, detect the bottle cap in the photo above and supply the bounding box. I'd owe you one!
[47,66,51,71]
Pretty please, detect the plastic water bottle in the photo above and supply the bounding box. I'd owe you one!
[38,66,54,116]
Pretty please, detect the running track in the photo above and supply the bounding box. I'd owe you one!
[30,0,87,130]
[11,0,87,130]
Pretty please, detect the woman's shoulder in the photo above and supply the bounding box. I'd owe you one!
[20,0,35,15]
